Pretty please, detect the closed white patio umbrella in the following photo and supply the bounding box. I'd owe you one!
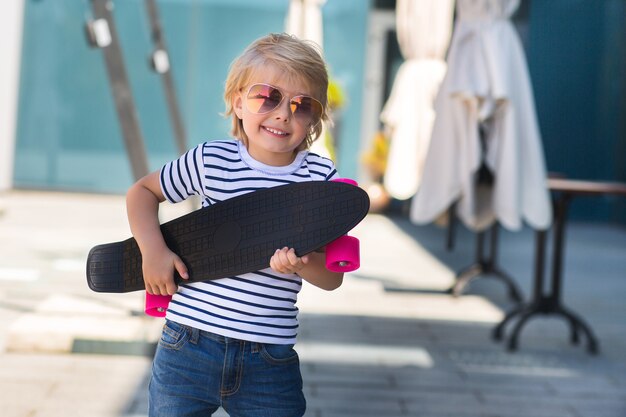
[410,0,553,231]
[380,0,454,201]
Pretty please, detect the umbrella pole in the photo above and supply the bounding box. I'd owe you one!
[449,223,524,303]
[445,203,457,251]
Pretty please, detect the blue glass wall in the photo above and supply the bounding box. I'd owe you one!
[526,0,626,223]
[14,0,368,193]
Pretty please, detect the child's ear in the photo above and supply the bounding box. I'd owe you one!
[233,94,243,119]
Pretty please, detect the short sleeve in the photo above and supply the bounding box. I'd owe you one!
[159,143,205,203]
[306,152,339,181]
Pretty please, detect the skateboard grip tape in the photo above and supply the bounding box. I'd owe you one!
[145,293,172,317]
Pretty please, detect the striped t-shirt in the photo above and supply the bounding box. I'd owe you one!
[159,139,338,344]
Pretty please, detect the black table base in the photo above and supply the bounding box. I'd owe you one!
[490,177,626,355]
[492,228,599,354]
[449,225,524,303]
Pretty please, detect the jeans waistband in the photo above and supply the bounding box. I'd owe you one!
[177,321,260,351]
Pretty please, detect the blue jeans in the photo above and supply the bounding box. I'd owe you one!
[149,320,306,417]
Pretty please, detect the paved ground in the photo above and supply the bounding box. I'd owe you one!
[0,190,625,417]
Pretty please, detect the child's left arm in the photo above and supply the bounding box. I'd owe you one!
[270,247,343,290]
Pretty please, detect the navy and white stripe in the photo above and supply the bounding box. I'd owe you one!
[159,139,338,344]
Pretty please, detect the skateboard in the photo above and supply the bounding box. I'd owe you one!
[86,180,369,315]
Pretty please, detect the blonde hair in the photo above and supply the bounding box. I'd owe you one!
[224,33,330,149]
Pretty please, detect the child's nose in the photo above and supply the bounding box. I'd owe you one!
[274,99,292,121]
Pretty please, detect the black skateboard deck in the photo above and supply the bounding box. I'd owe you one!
[86,181,369,293]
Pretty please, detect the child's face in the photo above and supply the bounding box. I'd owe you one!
[233,66,321,166]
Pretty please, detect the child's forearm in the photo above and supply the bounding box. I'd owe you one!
[297,252,344,291]
[126,172,189,295]
[126,181,167,255]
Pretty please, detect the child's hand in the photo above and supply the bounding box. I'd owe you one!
[269,247,309,275]
[142,248,189,296]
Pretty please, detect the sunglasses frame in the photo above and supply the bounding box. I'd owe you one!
[243,83,324,128]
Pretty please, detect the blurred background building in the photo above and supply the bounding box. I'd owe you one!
[1,0,625,225]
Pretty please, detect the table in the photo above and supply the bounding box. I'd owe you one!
[493,178,626,354]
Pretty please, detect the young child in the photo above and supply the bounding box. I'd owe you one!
[126,33,343,417]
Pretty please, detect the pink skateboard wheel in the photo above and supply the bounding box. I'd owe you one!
[145,293,172,317]
[326,235,360,272]
[332,178,358,186]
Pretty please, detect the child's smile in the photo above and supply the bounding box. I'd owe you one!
[262,125,290,137]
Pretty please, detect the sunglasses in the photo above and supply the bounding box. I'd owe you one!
[244,83,323,127]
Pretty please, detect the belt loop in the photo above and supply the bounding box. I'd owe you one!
[190,327,199,344]
[251,342,260,354]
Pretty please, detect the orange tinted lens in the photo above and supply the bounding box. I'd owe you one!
[290,96,323,125]
[246,84,283,114]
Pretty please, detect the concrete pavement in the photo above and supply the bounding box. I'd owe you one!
[1,189,625,417]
